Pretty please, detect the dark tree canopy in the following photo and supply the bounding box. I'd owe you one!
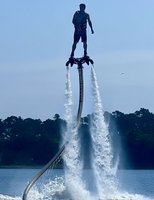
[0,108,154,169]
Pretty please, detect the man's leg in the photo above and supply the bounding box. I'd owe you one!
[82,34,87,56]
[83,42,87,56]
[70,42,77,57]
[70,33,80,57]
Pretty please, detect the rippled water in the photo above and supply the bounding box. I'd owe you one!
[0,169,154,200]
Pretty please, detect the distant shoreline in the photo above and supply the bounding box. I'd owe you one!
[1,165,154,170]
[0,165,44,169]
[0,165,63,169]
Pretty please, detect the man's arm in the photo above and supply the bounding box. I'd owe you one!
[72,12,78,26]
[87,14,94,34]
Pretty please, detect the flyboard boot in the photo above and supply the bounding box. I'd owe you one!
[66,52,75,67]
[83,50,94,65]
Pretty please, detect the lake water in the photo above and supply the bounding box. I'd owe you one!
[0,169,154,200]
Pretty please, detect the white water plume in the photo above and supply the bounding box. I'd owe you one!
[90,66,117,198]
[63,67,81,173]
[63,67,92,200]
[63,66,74,141]
[28,176,66,200]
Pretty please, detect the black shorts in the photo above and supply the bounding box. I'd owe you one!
[74,33,87,43]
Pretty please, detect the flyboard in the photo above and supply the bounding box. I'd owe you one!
[22,55,94,200]
[66,55,94,68]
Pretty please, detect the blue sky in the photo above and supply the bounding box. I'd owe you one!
[1,0,154,120]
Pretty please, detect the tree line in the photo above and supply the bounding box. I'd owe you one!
[0,108,154,169]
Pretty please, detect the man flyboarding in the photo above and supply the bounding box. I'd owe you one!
[70,3,94,58]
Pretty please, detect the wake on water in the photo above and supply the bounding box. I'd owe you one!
[1,66,153,200]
